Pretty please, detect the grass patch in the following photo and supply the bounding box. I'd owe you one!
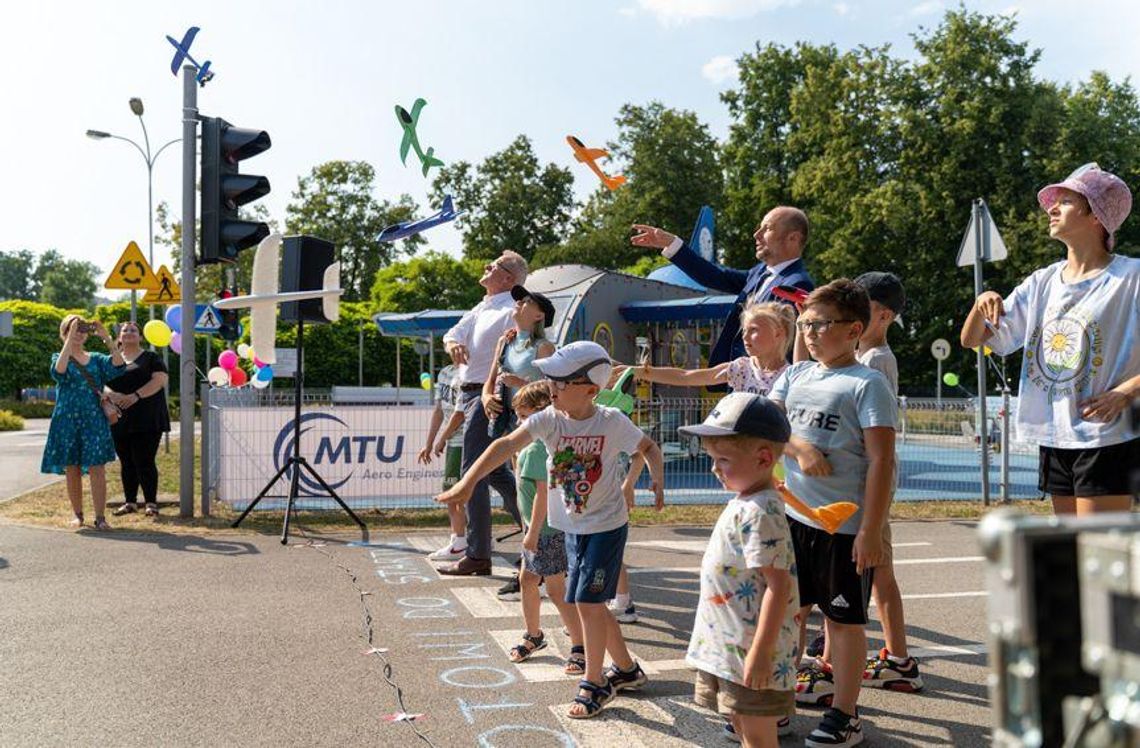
[0,435,1053,537]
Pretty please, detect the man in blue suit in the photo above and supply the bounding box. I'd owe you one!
[632,206,815,367]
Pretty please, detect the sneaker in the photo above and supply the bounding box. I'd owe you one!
[796,661,835,706]
[498,575,521,601]
[722,717,792,742]
[608,600,639,623]
[863,648,924,692]
[428,539,467,562]
[805,707,862,747]
[806,631,826,658]
[604,661,648,692]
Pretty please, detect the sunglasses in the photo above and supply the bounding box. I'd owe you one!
[546,378,593,391]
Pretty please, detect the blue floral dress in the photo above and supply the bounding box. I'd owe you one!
[41,352,123,475]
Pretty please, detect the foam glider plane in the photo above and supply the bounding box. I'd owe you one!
[776,482,859,534]
[166,26,215,84]
[212,233,343,365]
[396,99,444,177]
[377,195,465,243]
[566,135,626,191]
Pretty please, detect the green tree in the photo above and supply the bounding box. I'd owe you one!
[535,102,724,271]
[285,161,422,302]
[430,135,575,262]
[39,259,99,309]
[0,250,36,301]
[370,251,485,313]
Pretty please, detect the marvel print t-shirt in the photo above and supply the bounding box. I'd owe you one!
[768,361,898,535]
[987,256,1140,448]
[686,490,799,690]
[522,405,645,535]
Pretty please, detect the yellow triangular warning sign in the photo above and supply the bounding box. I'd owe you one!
[105,241,159,291]
[142,265,181,304]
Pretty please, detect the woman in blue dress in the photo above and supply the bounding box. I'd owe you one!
[41,314,125,529]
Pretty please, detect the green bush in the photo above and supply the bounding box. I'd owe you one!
[0,399,55,418]
[0,409,24,431]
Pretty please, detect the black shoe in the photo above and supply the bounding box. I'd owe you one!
[805,707,863,747]
[498,574,521,601]
[806,631,826,658]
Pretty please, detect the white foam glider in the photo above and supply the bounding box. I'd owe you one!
[212,233,342,365]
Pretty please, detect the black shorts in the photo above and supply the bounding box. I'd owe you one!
[788,519,874,625]
[1038,439,1139,497]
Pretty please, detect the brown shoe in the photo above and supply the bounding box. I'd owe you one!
[437,556,492,576]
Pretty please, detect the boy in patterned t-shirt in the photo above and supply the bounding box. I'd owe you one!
[680,392,798,747]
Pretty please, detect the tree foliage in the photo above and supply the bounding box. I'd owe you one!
[370,251,485,313]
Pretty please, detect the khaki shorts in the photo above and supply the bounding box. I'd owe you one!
[693,670,795,717]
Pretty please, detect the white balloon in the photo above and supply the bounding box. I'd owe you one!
[251,375,270,389]
[237,343,252,360]
[207,366,229,387]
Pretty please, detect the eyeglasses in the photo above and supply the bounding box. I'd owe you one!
[795,319,856,335]
[546,378,592,391]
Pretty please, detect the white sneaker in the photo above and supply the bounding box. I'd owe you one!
[428,540,467,561]
[608,599,639,623]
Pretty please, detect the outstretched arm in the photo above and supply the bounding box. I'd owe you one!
[436,426,532,505]
[630,224,749,294]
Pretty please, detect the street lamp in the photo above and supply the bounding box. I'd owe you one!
[86,97,180,322]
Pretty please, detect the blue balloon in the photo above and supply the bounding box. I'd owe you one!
[256,365,274,381]
[165,305,182,334]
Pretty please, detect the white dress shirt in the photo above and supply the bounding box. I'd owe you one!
[443,292,516,385]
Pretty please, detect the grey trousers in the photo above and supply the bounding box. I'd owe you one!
[460,391,521,560]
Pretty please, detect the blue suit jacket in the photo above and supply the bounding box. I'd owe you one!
[669,242,815,369]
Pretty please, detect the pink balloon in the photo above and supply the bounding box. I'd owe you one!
[219,350,238,371]
[170,332,182,355]
[253,356,266,369]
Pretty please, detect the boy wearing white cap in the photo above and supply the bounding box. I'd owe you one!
[437,341,665,720]
[680,393,799,748]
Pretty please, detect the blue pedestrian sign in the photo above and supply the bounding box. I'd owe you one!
[194,304,222,334]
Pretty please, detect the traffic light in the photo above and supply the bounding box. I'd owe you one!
[200,116,271,264]
[217,288,241,341]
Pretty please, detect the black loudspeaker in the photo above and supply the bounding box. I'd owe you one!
[280,235,336,324]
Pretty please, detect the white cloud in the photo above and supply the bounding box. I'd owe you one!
[909,0,943,16]
[637,0,798,26]
[701,55,739,84]
[833,2,850,15]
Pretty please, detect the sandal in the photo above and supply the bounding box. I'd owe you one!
[69,514,84,528]
[568,678,614,719]
[112,503,138,516]
[92,517,111,531]
[508,631,547,663]
[605,661,648,692]
[564,645,586,675]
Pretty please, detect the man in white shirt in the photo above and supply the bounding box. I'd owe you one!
[438,250,529,575]
[631,207,815,377]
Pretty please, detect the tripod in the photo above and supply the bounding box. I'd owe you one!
[231,318,366,544]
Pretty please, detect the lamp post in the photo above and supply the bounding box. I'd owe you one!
[87,97,180,323]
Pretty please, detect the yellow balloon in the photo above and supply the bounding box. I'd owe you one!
[143,320,173,347]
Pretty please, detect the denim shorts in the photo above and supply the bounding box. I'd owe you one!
[564,524,628,604]
[522,530,568,578]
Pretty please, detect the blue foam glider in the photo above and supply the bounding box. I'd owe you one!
[377,196,465,243]
[166,26,215,84]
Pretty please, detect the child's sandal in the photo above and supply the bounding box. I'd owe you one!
[564,645,586,675]
[508,631,546,663]
[568,678,614,719]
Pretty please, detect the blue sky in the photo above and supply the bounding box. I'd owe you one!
[1,0,1137,291]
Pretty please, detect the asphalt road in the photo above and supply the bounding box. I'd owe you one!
[0,520,993,747]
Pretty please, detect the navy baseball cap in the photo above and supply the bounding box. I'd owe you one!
[678,393,791,443]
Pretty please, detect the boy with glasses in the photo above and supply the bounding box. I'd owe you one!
[768,279,898,747]
[437,341,665,719]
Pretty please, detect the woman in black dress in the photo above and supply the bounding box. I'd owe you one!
[106,321,171,517]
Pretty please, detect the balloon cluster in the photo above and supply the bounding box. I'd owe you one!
[206,343,274,389]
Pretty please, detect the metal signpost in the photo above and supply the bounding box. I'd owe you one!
[931,338,950,408]
[179,66,198,518]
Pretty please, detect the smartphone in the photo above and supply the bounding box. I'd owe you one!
[77,321,97,334]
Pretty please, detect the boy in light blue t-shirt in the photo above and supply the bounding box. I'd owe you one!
[768,279,897,748]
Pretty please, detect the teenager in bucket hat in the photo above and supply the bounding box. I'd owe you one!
[962,162,1140,517]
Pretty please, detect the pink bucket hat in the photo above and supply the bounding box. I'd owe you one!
[1037,163,1132,250]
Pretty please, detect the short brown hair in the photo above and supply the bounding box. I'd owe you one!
[803,279,871,329]
[512,380,551,412]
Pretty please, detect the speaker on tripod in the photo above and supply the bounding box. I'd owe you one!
[280,235,336,324]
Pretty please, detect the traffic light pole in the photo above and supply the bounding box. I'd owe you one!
[179,66,198,519]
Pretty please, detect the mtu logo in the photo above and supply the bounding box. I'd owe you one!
[273,413,405,495]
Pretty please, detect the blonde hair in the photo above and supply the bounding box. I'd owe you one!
[500,250,528,285]
[59,314,83,341]
[740,302,796,357]
[512,380,551,412]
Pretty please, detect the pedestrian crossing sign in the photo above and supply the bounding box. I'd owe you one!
[141,265,181,304]
[194,304,222,333]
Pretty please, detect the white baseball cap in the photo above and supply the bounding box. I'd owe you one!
[533,340,612,388]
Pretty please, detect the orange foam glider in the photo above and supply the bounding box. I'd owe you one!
[566,135,626,191]
[776,482,859,535]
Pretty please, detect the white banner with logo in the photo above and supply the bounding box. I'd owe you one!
[218,406,443,505]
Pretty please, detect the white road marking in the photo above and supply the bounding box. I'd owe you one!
[453,587,558,619]
[893,556,984,566]
[550,696,725,746]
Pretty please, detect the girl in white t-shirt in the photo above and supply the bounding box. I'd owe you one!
[615,302,795,396]
[962,163,1140,515]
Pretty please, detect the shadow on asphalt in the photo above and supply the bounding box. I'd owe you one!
[0,556,8,569]
[77,530,259,556]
